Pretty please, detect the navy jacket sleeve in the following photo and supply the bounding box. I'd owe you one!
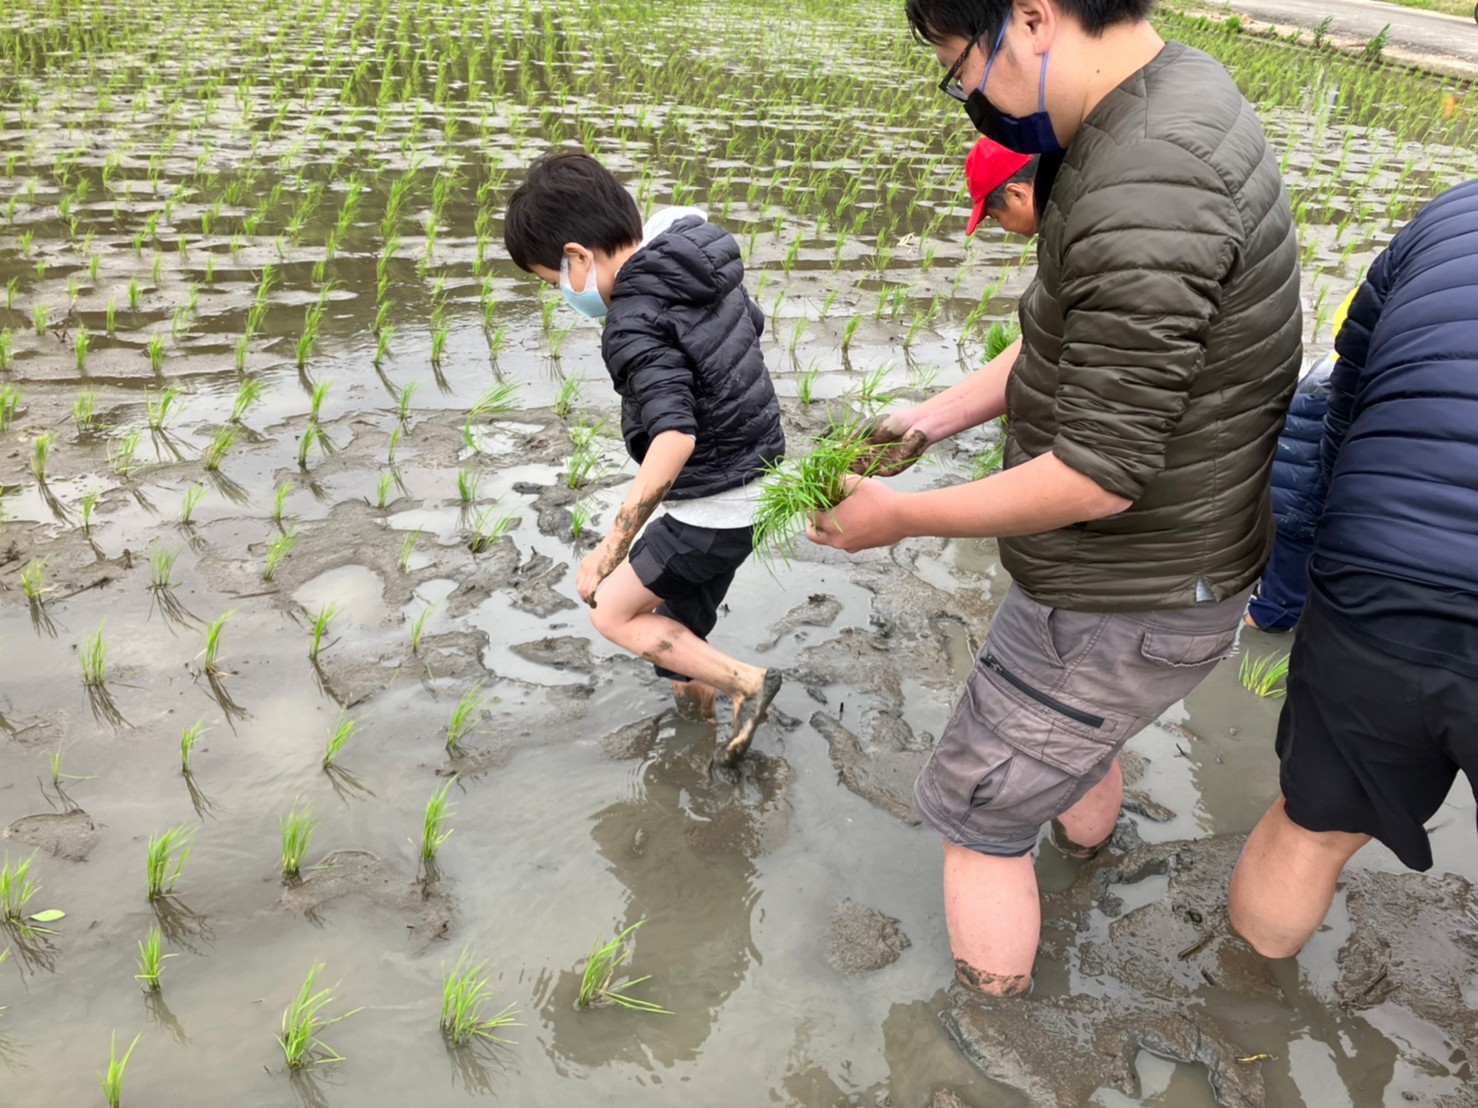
[602,307,700,450]
[1324,250,1394,483]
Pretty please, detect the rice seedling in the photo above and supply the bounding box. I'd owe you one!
[149,547,179,592]
[1239,651,1291,698]
[198,610,232,676]
[279,963,361,1069]
[20,559,46,603]
[279,805,318,880]
[552,376,582,420]
[440,948,521,1046]
[32,303,48,335]
[0,853,41,924]
[417,778,456,860]
[296,301,327,371]
[202,424,237,471]
[31,431,52,482]
[74,327,90,372]
[144,825,193,899]
[410,603,435,654]
[570,498,593,544]
[98,1031,141,1108]
[468,508,514,554]
[309,378,331,424]
[79,623,107,687]
[261,527,298,582]
[374,324,394,368]
[67,486,93,534]
[297,423,320,469]
[308,602,339,662]
[374,471,395,510]
[231,378,265,424]
[179,482,207,526]
[73,389,97,435]
[455,467,480,505]
[386,424,403,466]
[179,718,206,774]
[272,483,291,525]
[751,424,890,563]
[145,385,182,431]
[134,926,176,992]
[397,528,421,572]
[796,365,819,405]
[470,381,519,419]
[446,684,486,751]
[577,921,672,1014]
[397,380,420,426]
[322,714,357,770]
[0,383,18,428]
[147,332,166,372]
[111,429,142,478]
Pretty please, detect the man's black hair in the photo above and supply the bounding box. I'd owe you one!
[904,0,1153,43]
[986,155,1039,210]
[503,150,643,273]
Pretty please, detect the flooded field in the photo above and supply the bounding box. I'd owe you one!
[1,0,1476,1104]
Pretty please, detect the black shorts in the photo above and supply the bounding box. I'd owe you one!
[1276,588,1478,871]
[628,514,754,682]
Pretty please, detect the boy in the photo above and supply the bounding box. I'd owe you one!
[503,151,784,763]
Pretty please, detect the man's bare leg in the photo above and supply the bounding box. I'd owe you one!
[1229,794,1370,958]
[1051,757,1122,859]
[942,842,1039,996]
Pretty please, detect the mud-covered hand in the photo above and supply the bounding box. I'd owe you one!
[850,409,929,477]
[806,476,910,553]
[577,540,625,608]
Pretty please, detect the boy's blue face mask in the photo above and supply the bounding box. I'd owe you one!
[560,253,607,319]
[966,23,1062,155]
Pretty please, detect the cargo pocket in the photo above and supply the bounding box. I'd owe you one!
[975,654,1121,778]
[1140,626,1239,668]
[919,661,1022,829]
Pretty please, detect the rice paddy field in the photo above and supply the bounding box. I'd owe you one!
[2,0,1477,1105]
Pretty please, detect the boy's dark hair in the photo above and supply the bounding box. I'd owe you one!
[503,151,643,272]
[986,155,1039,209]
[904,0,1153,42]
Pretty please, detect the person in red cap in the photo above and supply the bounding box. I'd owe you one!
[965,138,1038,237]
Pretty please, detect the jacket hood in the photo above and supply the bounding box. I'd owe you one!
[614,211,743,307]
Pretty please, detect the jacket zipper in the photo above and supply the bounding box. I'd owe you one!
[984,654,1105,729]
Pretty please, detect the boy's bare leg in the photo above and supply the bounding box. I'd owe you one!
[592,564,778,754]
[1050,757,1122,859]
[671,679,718,722]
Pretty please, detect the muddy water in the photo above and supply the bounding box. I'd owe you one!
[2,0,1477,1105]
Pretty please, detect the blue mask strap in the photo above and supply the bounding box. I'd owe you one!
[1038,51,1048,112]
[979,22,1007,93]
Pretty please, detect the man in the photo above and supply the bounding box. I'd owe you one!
[966,138,1038,237]
[809,0,1300,995]
[1229,180,1478,958]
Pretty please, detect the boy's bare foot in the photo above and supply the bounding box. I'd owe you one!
[671,679,718,722]
[724,669,782,764]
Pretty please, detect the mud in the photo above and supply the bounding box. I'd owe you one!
[826,898,912,976]
[1336,869,1478,1058]
[811,710,923,826]
[277,849,455,939]
[4,809,99,861]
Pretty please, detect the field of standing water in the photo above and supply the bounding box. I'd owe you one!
[2,0,1477,1105]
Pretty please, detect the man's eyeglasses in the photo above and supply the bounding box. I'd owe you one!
[938,29,988,102]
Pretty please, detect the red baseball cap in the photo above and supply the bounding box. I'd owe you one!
[965,138,1032,236]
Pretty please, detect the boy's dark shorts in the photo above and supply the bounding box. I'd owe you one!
[1277,589,1478,872]
[628,514,754,682]
[915,584,1248,857]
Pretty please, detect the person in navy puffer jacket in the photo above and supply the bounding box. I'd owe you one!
[504,151,785,764]
[1230,179,1478,959]
[1243,352,1335,632]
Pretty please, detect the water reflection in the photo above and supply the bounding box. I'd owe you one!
[542,711,790,1070]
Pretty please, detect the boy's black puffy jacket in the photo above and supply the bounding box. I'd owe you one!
[601,216,784,501]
